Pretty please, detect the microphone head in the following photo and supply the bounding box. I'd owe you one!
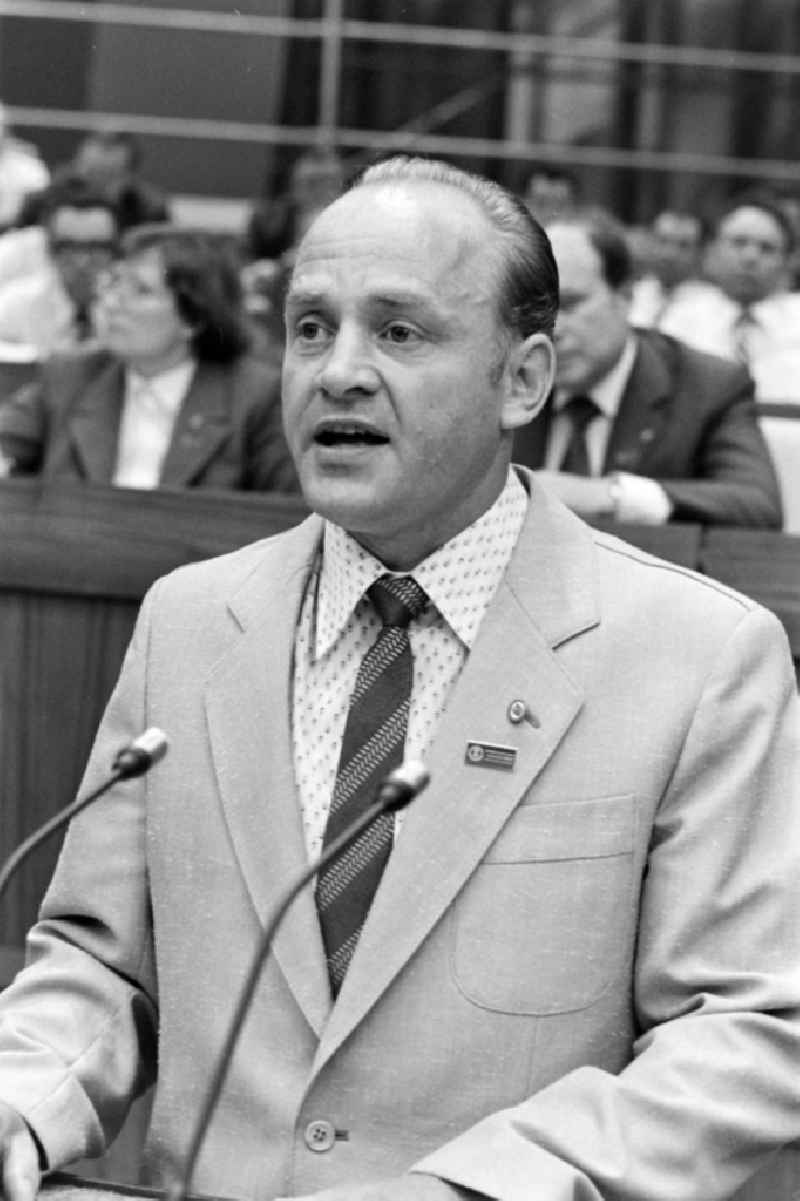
[112,728,169,779]
[379,760,430,811]
[131,727,169,764]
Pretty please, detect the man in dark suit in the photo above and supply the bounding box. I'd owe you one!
[513,207,782,528]
[0,224,298,492]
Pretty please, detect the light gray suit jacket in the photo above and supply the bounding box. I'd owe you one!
[0,472,799,1201]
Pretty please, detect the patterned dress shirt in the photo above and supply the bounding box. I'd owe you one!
[292,467,528,860]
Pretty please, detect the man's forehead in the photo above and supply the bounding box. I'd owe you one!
[291,188,497,303]
[720,206,785,246]
[305,181,492,258]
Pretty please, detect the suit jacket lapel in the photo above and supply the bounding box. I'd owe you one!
[159,362,233,485]
[68,359,125,482]
[604,335,672,474]
[313,480,599,1072]
[204,514,333,1036]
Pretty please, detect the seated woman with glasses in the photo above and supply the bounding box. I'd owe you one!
[0,223,298,491]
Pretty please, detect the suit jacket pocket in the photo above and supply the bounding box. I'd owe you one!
[451,795,635,1015]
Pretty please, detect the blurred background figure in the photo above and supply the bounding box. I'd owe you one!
[245,144,345,264]
[0,101,49,232]
[242,145,346,363]
[521,164,580,225]
[659,190,800,402]
[0,224,297,492]
[16,129,170,234]
[0,175,120,359]
[629,208,707,327]
[71,129,171,231]
[513,207,782,529]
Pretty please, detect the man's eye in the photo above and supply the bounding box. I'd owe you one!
[382,322,420,345]
[295,317,328,342]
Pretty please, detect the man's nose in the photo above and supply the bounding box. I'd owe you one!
[737,242,761,265]
[318,327,379,399]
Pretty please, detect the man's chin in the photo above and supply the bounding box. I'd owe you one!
[300,476,388,534]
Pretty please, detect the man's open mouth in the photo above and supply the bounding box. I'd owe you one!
[314,422,389,447]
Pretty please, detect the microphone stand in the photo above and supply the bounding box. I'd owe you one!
[0,731,168,906]
[165,777,426,1201]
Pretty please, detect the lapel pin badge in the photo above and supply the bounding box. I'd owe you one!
[465,741,517,772]
[507,699,540,728]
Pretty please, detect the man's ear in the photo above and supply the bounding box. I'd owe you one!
[500,332,556,432]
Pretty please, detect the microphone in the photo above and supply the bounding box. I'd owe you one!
[166,759,431,1201]
[112,727,169,779]
[0,728,169,905]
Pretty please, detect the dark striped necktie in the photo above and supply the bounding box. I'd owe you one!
[315,574,428,997]
[559,394,600,476]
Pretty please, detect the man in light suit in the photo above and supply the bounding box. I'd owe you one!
[0,158,799,1201]
[513,207,782,528]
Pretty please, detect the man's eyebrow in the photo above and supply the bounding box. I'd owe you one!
[285,287,440,316]
[284,287,328,309]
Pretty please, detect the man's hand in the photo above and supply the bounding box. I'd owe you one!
[0,1103,40,1201]
[533,470,672,524]
[280,1172,477,1201]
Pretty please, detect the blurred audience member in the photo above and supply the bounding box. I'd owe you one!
[776,190,800,288]
[239,256,289,366]
[242,147,345,365]
[0,176,120,357]
[0,224,297,492]
[513,207,782,528]
[17,129,170,234]
[522,165,580,225]
[629,208,706,327]
[0,102,48,231]
[246,145,345,264]
[72,129,170,231]
[660,190,800,402]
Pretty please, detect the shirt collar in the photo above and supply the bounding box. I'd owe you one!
[312,467,529,662]
[555,334,637,421]
[125,357,196,415]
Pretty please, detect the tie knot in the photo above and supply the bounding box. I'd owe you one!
[564,394,599,431]
[369,575,428,628]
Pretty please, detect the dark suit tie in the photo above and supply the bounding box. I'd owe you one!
[316,574,428,996]
[559,394,600,476]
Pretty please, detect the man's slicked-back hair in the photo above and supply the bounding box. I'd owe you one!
[354,156,560,339]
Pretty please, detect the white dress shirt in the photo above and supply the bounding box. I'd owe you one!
[113,358,195,488]
[291,468,528,861]
[659,282,800,403]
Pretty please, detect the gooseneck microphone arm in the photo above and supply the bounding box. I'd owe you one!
[166,760,431,1201]
[0,728,169,906]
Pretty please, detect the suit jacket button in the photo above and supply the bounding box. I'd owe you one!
[304,1119,336,1152]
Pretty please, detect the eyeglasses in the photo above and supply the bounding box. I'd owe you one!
[94,264,172,303]
[51,239,117,255]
